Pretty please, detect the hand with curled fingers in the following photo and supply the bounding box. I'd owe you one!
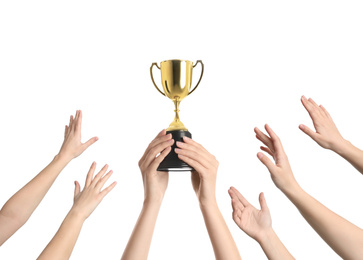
[255,124,299,193]
[71,162,117,220]
[299,96,345,151]
[174,137,219,205]
[138,130,174,202]
[58,110,98,162]
[228,187,271,242]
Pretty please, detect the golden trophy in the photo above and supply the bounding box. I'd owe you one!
[150,59,204,171]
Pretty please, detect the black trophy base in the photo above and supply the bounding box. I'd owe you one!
[157,130,195,172]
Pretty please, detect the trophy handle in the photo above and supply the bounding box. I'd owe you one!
[188,60,204,96]
[150,62,165,96]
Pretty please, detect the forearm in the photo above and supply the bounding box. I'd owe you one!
[200,201,241,260]
[121,199,162,260]
[334,139,363,175]
[37,210,84,260]
[284,185,363,259]
[258,228,295,260]
[1,154,69,225]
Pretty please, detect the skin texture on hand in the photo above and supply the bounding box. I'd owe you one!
[228,187,295,260]
[121,130,173,260]
[256,124,363,259]
[176,138,242,260]
[58,110,98,161]
[300,96,363,175]
[37,162,116,260]
[254,124,299,194]
[0,110,97,246]
[175,136,218,205]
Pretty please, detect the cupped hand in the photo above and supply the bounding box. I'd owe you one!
[58,110,98,161]
[72,162,117,220]
[255,124,298,192]
[138,130,174,203]
[174,137,219,205]
[300,96,345,151]
[228,187,271,242]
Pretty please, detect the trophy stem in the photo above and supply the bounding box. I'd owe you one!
[166,97,188,132]
[173,98,181,123]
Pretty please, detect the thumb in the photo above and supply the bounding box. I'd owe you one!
[82,136,99,151]
[299,124,318,141]
[74,181,81,199]
[259,192,269,212]
[257,152,275,172]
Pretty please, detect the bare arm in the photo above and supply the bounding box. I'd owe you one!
[228,187,294,260]
[0,110,97,246]
[300,95,363,175]
[176,137,242,260]
[38,162,116,260]
[121,130,173,260]
[256,124,363,259]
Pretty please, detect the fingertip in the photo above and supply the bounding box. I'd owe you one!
[299,124,305,130]
[182,136,191,142]
[257,152,264,160]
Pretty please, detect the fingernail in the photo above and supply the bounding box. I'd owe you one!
[302,95,306,100]
[167,133,172,138]
[299,124,304,130]
[183,136,190,140]
[257,153,263,159]
[176,141,184,147]
[168,139,174,144]
[175,148,181,153]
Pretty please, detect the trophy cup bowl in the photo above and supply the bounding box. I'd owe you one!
[150,59,204,171]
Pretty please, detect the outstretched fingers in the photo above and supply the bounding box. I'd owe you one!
[85,162,97,187]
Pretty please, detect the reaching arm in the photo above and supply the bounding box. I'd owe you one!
[300,95,363,175]
[255,124,363,259]
[38,162,116,260]
[0,110,98,246]
[175,137,242,260]
[121,130,173,260]
[228,187,294,260]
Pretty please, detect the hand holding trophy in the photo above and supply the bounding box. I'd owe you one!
[150,59,204,171]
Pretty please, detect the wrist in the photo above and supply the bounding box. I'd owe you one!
[54,152,73,165]
[143,197,163,208]
[67,207,87,223]
[333,139,354,157]
[199,197,218,210]
[256,227,276,245]
[280,181,302,199]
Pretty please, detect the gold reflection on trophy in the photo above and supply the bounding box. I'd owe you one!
[150,59,204,131]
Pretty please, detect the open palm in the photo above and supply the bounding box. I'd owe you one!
[229,187,271,241]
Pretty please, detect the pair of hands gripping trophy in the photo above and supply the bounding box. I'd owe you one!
[0,110,116,259]
[121,130,242,260]
[229,96,363,260]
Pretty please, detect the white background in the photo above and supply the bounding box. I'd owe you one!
[1,1,363,259]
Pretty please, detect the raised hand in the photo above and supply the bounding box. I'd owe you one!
[176,138,241,260]
[254,124,299,193]
[121,130,174,260]
[228,187,294,260]
[175,136,218,205]
[0,110,98,246]
[58,110,98,162]
[228,187,271,242]
[71,162,117,220]
[37,162,116,260]
[299,96,345,151]
[138,129,174,202]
